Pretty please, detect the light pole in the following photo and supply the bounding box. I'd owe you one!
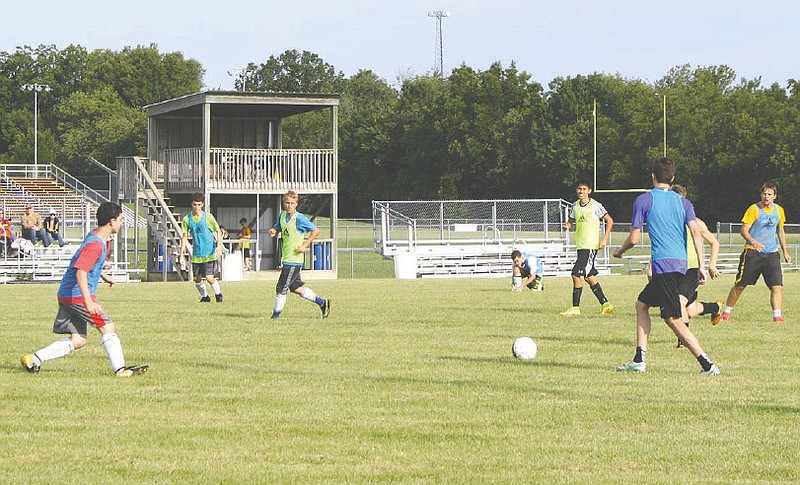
[427,10,450,77]
[20,83,51,166]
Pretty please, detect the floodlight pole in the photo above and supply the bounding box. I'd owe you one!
[593,99,598,191]
[21,83,51,166]
[662,94,668,157]
[427,10,450,76]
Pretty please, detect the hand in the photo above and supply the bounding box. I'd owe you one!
[297,244,308,253]
[85,300,102,315]
[752,241,765,252]
[511,285,522,293]
[785,253,793,264]
[708,265,720,279]
[697,268,708,286]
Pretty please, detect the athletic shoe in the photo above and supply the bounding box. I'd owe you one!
[215,293,224,303]
[700,364,720,376]
[773,316,785,323]
[616,361,646,373]
[20,354,40,373]
[271,311,281,319]
[116,365,149,377]
[721,312,731,322]
[601,302,614,315]
[560,306,581,317]
[321,299,331,319]
[200,296,211,303]
[711,300,724,325]
[676,340,686,349]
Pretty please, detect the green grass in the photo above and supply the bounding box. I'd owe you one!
[2,274,799,484]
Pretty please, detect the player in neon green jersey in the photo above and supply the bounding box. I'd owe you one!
[180,193,224,303]
[268,190,331,319]
[561,182,614,317]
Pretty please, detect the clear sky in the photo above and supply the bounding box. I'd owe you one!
[4,0,799,90]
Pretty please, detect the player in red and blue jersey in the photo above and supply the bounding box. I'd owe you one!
[20,202,148,377]
[613,158,719,376]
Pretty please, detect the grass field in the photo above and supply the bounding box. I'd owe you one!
[2,273,799,484]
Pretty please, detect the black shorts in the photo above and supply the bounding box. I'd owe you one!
[637,272,684,320]
[678,268,699,305]
[571,249,599,278]
[242,248,251,258]
[734,249,783,288]
[192,260,219,279]
[276,265,305,294]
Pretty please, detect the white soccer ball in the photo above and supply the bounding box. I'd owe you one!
[512,336,537,360]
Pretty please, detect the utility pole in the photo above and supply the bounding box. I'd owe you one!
[427,10,450,77]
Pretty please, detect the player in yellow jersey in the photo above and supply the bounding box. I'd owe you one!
[561,182,614,317]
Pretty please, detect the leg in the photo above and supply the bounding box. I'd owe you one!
[634,299,652,350]
[725,285,746,309]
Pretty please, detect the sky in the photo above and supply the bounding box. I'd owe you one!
[4,0,800,90]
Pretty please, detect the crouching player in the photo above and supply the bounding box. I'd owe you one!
[20,202,148,377]
[511,250,544,292]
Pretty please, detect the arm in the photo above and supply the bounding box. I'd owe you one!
[599,213,614,249]
[613,228,641,258]
[688,220,707,285]
[297,227,320,253]
[778,225,792,263]
[76,269,102,314]
[215,227,223,258]
[698,219,720,278]
[180,230,189,261]
[740,223,764,251]
[563,218,574,230]
[101,271,116,289]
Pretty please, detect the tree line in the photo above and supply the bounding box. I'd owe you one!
[2,45,798,222]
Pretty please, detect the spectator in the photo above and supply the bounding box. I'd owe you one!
[21,204,48,246]
[44,209,66,247]
[238,217,252,271]
[0,208,14,255]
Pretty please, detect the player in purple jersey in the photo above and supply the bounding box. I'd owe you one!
[613,158,719,376]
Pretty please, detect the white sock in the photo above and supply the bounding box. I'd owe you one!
[102,333,126,373]
[300,288,318,303]
[774,309,782,318]
[211,281,222,295]
[723,306,733,314]
[35,337,74,363]
[196,281,208,297]
[274,294,287,313]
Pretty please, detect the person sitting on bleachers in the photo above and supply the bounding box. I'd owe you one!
[20,204,48,246]
[0,208,14,255]
[44,209,66,247]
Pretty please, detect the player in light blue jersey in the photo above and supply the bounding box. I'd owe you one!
[613,158,719,376]
[511,250,544,292]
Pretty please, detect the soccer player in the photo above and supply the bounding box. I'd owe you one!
[511,250,544,292]
[721,182,792,323]
[180,192,224,303]
[670,184,724,348]
[268,190,331,319]
[560,181,614,316]
[613,158,719,375]
[20,202,148,377]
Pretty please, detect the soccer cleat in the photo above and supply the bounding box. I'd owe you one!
[20,354,40,373]
[773,316,785,323]
[616,361,646,373]
[116,365,149,377]
[560,306,581,317]
[601,302,614,315]
[321,299,331,319]
[199,296,211,303]
[700,364,720,376]
[711,300,724,325]
[215,293,224,303]
[271,311,281,319]
[721,312,731,322]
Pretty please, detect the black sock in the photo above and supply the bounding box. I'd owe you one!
[572,287,582,307]
[697,354,714,372]
[590,283,608,304]
[633,347,646,363]
[700,302,718,315]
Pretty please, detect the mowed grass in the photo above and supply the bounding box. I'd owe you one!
[2,273,799,484]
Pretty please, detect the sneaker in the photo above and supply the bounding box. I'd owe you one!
[560,306,581,317]
[601,302,614,315]
[20,354,40,373]
[711,300,724,325]
[215,293,224,303]
[321,299,331,319]
[616,361,646,373]
[721,312,731,322]
[773,316,785,323]
[199,296,211,303]
[271,311,281,319]
[116,365,149,377]
[700,364,720,376]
